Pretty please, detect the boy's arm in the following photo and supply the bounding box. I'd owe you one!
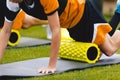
[0,20,13,60]
[38,11,61,74]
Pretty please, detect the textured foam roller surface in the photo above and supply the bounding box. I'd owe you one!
[59,41,100,63]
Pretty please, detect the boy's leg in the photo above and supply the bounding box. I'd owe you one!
[12,10,48,30]
[99,30,120,56]
[109,0,120,36]
[109,12,120,36]
[22,14,48,29]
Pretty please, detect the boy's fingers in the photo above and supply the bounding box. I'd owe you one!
[38,68,55,74]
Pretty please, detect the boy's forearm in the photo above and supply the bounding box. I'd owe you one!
[0,21,12,60]
[48,29,61,68]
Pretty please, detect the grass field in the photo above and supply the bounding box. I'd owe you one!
[1,14,120,80]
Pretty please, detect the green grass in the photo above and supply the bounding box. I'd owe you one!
[1,46,50,64]
[20,25,47,39]
[1,15,120,80]
[104,13,113,21]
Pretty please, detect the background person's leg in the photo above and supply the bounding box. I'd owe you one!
[23,14,48,29]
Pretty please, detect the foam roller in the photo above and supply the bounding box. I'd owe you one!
[59,41,101,63]
[61,28,73,41]
[8,29,21,46]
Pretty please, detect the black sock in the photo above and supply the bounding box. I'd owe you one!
[109,12,120,36]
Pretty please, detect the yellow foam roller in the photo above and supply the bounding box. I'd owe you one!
[61,28,73,41]
[59,41,101,63]
[8,29,21,46]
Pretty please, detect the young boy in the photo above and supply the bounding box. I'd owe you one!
[1,0,120,74]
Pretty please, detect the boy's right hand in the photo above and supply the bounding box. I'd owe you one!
[38,66,56,74]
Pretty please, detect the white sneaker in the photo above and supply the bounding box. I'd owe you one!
[46,25,52,39]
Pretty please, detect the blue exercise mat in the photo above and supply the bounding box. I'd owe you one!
[7,37,51,48]
[0,54,120,78]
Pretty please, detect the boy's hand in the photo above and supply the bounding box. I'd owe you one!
[38,67,56,74]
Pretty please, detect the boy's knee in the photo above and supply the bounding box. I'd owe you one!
[103,49,115,57]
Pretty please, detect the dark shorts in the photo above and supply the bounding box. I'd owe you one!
[0,11,4,27]
[67,0,107,43]
[0,0,5,27]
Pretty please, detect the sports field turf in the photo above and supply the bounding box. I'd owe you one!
[1,14,120,80]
